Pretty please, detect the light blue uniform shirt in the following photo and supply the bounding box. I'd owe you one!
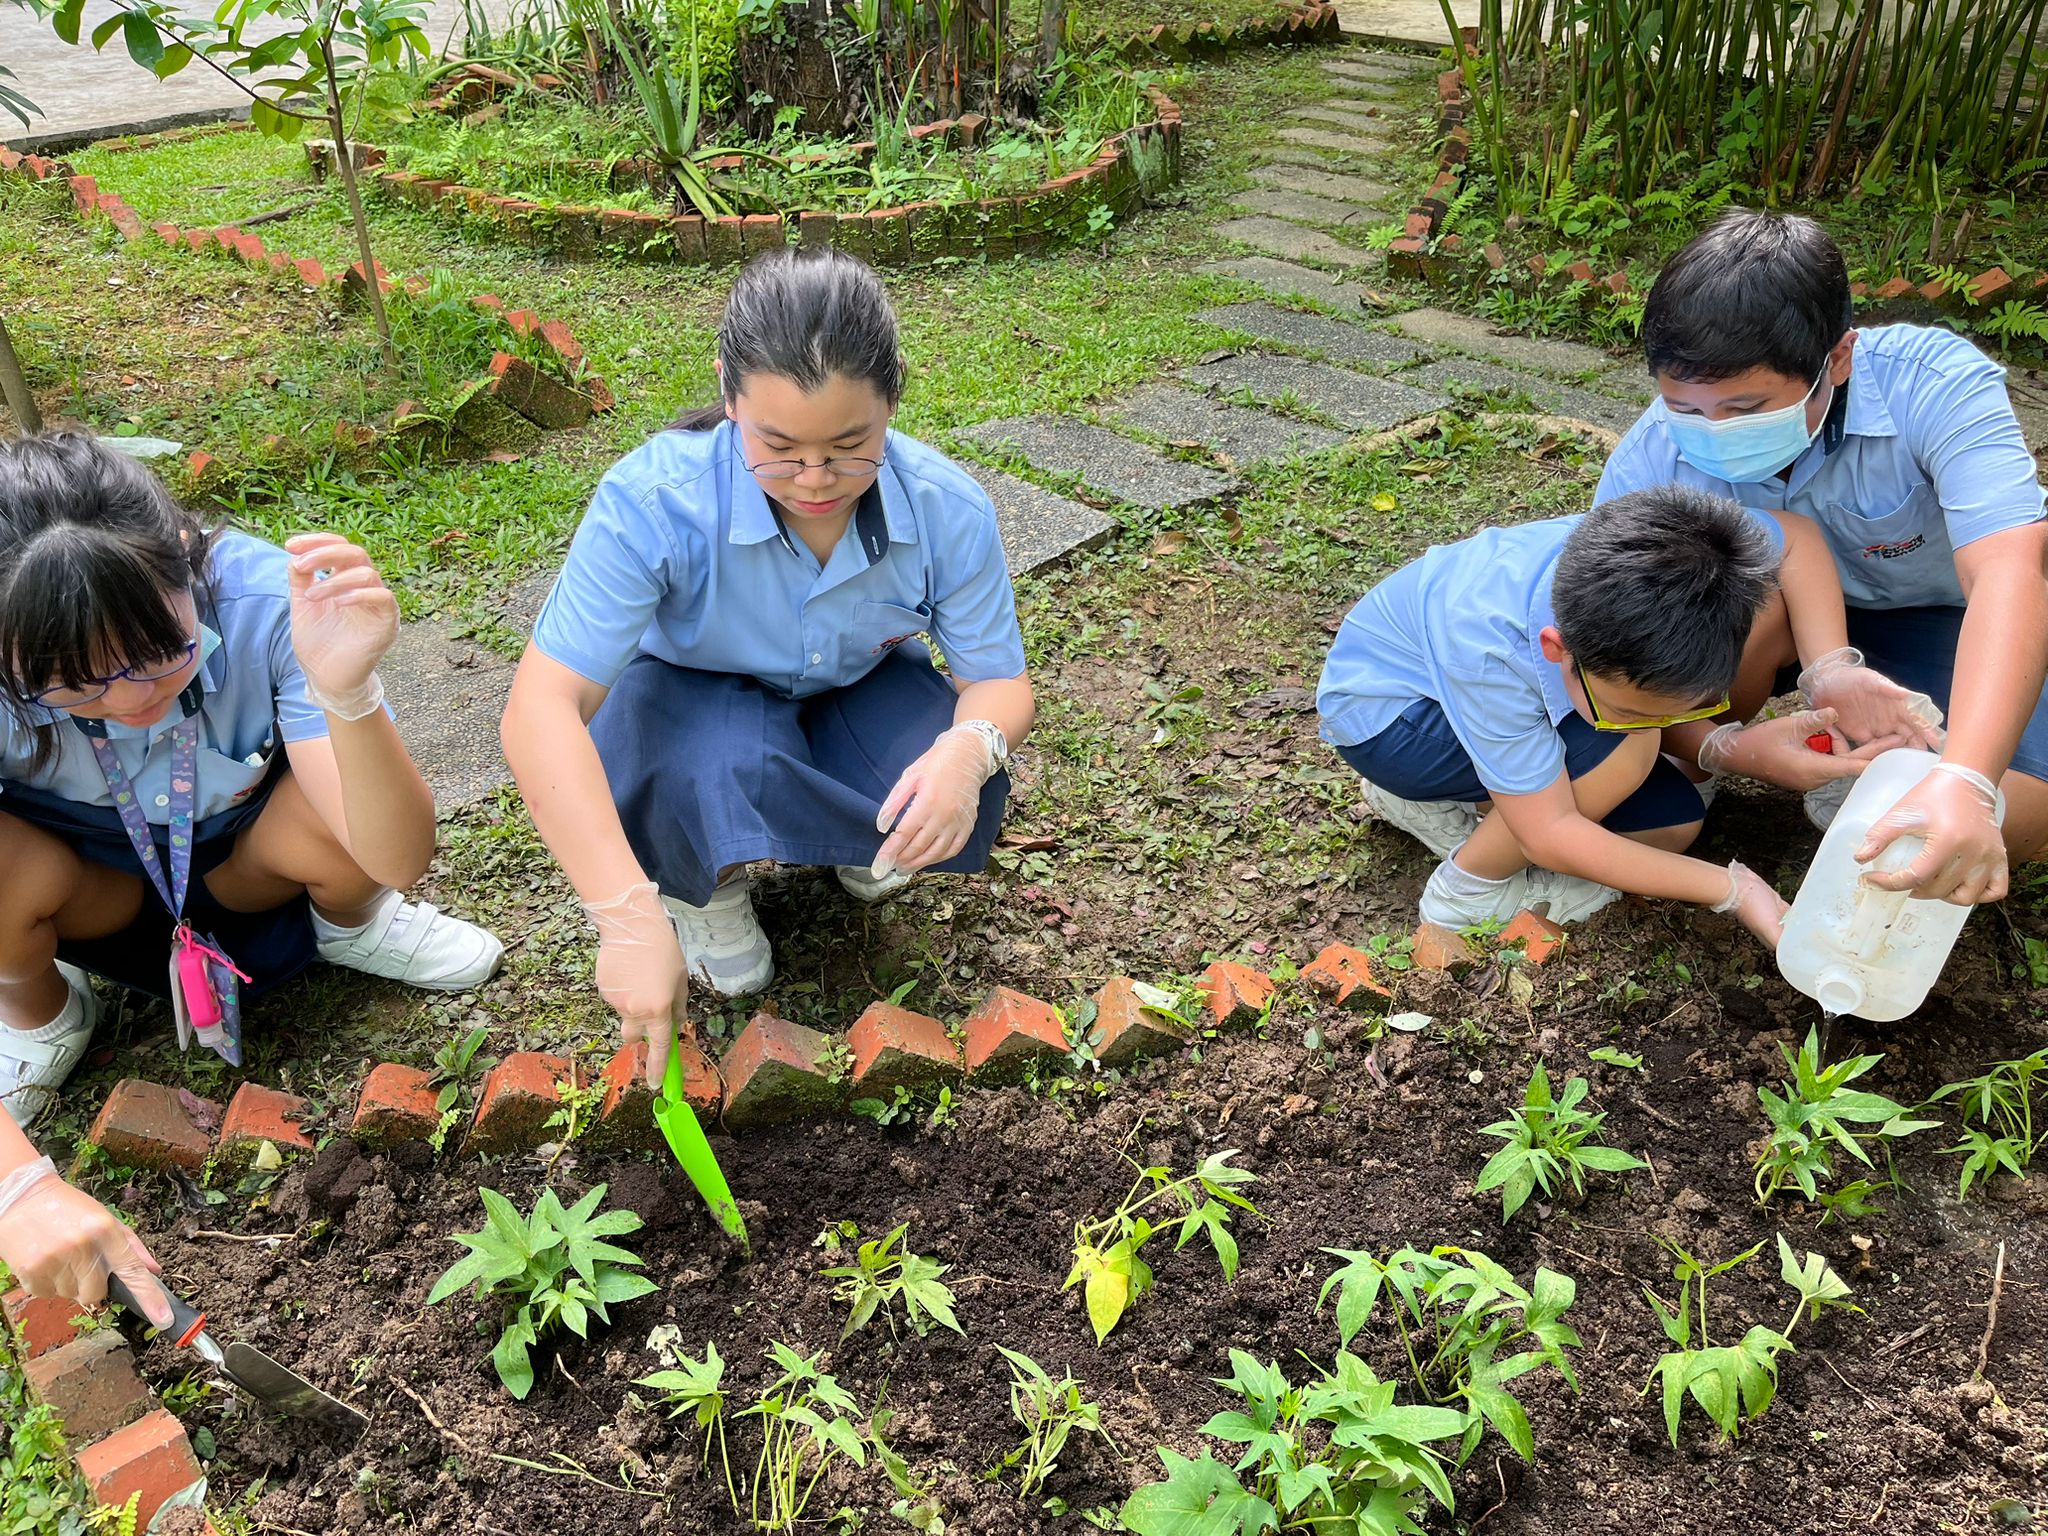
[1317,518,1580,796]
[534,422,1028,695]
[1597,324,2046,608]
[0,531,324,824]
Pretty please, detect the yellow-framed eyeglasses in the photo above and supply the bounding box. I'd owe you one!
[1576,661,1729,733]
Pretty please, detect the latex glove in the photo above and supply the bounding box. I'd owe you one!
[1799,647,1945,751]
[286,532,397,721]
[1696,708,1881,792]
[0,1157,171,1327]
[1856,763,2007,905]
[1710,861,1789,947]
[873,725,1000,878]
[584,882,687,1089]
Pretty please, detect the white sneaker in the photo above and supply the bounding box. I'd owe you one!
[1804,777,1852,831]
[835,865,915,903]
[315,889,504,991]
[1360,779,1481,859]
[663,877,774,997]
[1526,868,1623,925]
[0,963,99,1129]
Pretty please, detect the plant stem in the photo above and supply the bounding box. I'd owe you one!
[321,32,399,374]
[0,313,42,433]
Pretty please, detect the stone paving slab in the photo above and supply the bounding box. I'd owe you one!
[1324,51,1438,80]
[1257,145,1373,173]
[1197,256,1364,309]
[1389,307,1620,378]
[1104,384,1348,467]
[1294,104,1399,137]
[381,619,516,808]
[1277,125,1397,157]
[958,416,1231,510]
[1230,186,1386,233]
[1216,216,1380,271]
[1248,161,1397,207]
[960,462,1121,571]
[1401,357,1644,432]
[1180,352,1449,432]
[1199,301,1430,369]
[1335,0,1478,46]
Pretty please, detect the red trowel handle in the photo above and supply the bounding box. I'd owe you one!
[106,1275,209,1350]
[1806,732,1835,754]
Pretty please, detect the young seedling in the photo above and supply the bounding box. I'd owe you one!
[1120,1350,1468,1536]
[735,1342,869,1532]
[1752,1027,1937,1203]
[1066,1150,1259,1343]
[1475,1062,1645,1221]
[820,1223,963,1341]
[427,1184,657,1399]
[425,1025,490,1154]
[1317,1245,1580,1465]
[1931,1048,2047,1199]
[1641,1235,1861,1445]
[996,1346,1118,1498]
[637,1342,736,1509]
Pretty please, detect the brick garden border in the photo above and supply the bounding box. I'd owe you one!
[0,144,617,473]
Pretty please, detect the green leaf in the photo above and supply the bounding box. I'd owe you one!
[1120,1450,1278,1536]
[1317,1249,1384,1349]
[1574,1145,1648,1172]
[90,12,124,47]
[1467,1382,1534,1461]
[120,10,164,67]
[493,1317,537,1400]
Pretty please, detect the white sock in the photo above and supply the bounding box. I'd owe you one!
[313,889,406,944]
[13,979,84,1040]
[1433,858,1515,901]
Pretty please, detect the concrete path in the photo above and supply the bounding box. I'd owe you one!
[1334,0,1475,48]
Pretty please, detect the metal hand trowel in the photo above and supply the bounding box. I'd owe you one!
[108,1275,367,1438]
[653,1022,749,1255]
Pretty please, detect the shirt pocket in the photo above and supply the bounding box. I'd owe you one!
[194,738,276,819]
[1817,485,1959,607]
[852,600,933,662]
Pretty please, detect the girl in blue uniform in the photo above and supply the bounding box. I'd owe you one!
[0,432,504,1133]
[502,249,1035,1088]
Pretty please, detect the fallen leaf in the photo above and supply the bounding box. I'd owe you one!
[1197,348,1236,365]
[177,1088,221,1133]
[1151,530,1189,555]
[1371,492,1399,512]
[1234,687,1316,719]
[1384,1011,1434,1033]
[996,833,1060,852]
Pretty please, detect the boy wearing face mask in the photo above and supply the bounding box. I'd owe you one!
[1596,209,2047,909]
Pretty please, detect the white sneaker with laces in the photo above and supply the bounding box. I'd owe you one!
[1526,868,1624,925]
[664,876,774,996]
[835,865,915,903]
[0,963,99,1129]
[314,889,504,991]
[1359,778,1481,859]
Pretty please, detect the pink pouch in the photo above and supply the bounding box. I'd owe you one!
[175,928,223,1032]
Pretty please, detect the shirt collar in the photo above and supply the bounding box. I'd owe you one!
[1837,341,1895,441]
[1529,558,1575,728]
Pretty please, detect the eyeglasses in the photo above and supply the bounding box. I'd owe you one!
[744,452,888,480]
[28,639,201,708]
[1576,661,1728,733]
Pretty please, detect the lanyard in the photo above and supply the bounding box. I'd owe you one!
[87,717,201,921]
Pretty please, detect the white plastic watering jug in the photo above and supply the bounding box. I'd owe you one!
[1776,748,2004,1022]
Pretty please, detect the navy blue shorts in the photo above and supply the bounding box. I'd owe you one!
[0,768,317,1000]
[591,644,1012,907]
[1332,697,1706,834]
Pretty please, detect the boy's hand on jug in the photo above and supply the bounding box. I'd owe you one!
[1857,763,2006,905]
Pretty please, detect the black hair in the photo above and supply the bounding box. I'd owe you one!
[1554,485,1777,702]
[672,247,904,433]
[0,432,214,771]
[1642,209,1853,383]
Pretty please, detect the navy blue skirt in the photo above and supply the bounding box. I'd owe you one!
[0,768,317,1000]
[591,645,1012,906]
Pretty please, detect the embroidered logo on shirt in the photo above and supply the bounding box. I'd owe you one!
[1860,533,1926,560]
[872,629,927,655]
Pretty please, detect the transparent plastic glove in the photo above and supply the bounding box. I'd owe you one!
[1696,708,1878,792]
[286,531,396,721]
[583,882,687,1089]
[1856,763,2007,905]
[0,1157,170,1326]
[872,725,999,879]
[1710,861,1789,947]
[1799,647,1945,752]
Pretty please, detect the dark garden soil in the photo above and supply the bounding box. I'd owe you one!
[120,854,2048,1535]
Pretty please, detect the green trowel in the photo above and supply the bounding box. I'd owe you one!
[653,1023,750,1254]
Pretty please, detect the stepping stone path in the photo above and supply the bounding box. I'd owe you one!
[1214,216,1380,271]
[1200,302,1429,370]
[1180,352,1448,432]
[959,416,1232,509]
[1293,104,1398,137]
[1245,162,1397,207]
[1230,187,1385,233]
[1276,126,1394,156]
[1102,384,1348,467]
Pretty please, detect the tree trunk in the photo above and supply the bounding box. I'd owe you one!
[321,35,400,374]
[1036,0,1065,72]
[0,313,42,434]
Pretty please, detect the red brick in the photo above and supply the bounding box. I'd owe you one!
[1849,280,1870,298]
[1967,267,2013,305]
[505,307,541,337]
[703,216,745,266]
[74,1410,202,1530]
[796,210,836,252]
[1874,276,1915,301]
[1563,259,1598,285]
[1300,944,1393,1008]
[1088,977,1194,1067]
[1916,279,1948,302]
[1498,910,1566,966]
[0,146,20,171]
[1525,253,1548,278]
[264,250,289,274]
[670,214,707,262]
[151,221,180,245]
[720,1013,838,1130]
[230,231,267,265]
[1197,961,1274,1030]
[185,450,215,482]
[1438,68,1463,101]
[955,112,988,145]
[1410,922,1475,972]
[588,1039,720,1151]
[219,1082,313,1157]
[1604,269,1630,294]
[1482,241,1506,270]
[88,1081,215,1173]
[848,1002,961,1094]
[585,375,615,413]
[472,291,504,310]
[350,1062,442,1145]
[1403,210,1434,240]
[961,987,1067,1080]
[739,212,785,260]
[25,1330,152,1442]
[68,174,98,213]
[4,1287,83,1358]
[101,199,144,241]
[464,1051,571,1158]
[182,228,212,253]
[293,256,326,287]
[486,351,592,430]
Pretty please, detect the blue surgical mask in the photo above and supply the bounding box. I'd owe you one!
[1660,367,1831,483]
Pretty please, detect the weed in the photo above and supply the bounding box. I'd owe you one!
[1362,932,1414,973]
[1930,1048,2046,1199]
[1752,1028,1937,1203]
[821,1224,963,1341]
[544,1070,609,1152]
[426,1025,491,1155]
[996,1346,1117,1498]
[2,1329,94,1533]
[1814,1180,1887,1226]
[1475,1062,1646,1222]
[927,1086,960,1131]
[427,1183,658,1398]
[1589,1046,1643,1071]
[849,1085,918,1127]
[1066,1150,1259,1343]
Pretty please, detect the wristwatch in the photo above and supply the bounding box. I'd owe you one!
[952,718,1011,777]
